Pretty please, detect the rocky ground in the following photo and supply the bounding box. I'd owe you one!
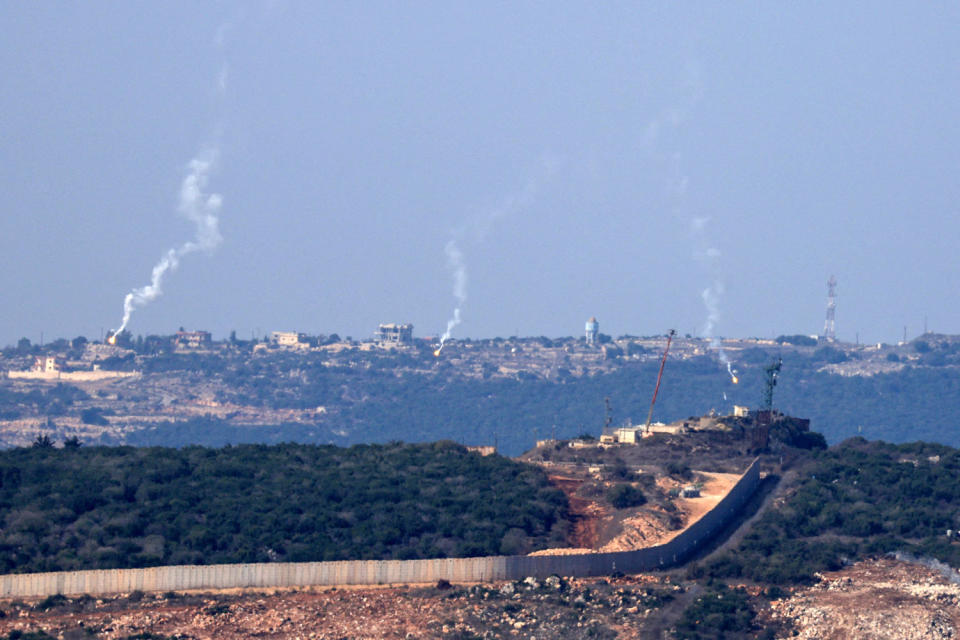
[5,558,954,639]
[768,556,960,639]
[0,575,683,640]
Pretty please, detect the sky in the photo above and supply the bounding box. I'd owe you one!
[2,3,958,347]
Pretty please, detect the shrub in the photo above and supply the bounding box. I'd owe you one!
[674,584,755,639]
[666,461,693,480]
[34,594,67,611]
[606,484,646,509]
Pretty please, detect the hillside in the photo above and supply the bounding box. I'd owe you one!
[0,441,569,573]
[693,438,960,585]
[3,333,960,455]
[3,435,960,637]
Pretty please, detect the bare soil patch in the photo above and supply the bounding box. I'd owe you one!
[533,467,741,555]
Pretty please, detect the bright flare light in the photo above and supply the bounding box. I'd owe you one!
[107,335,117,345]
[726,362,739,384]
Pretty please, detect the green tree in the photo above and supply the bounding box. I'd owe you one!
[32,434,54,449]
[16,337,32,354]
[607,484,646,509]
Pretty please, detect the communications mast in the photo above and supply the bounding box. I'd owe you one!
[822,276,837,342]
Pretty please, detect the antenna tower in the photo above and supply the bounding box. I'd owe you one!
[762,357,782,411]
[822,275,837,342]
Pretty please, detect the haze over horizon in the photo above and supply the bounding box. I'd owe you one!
[2,4,958,347]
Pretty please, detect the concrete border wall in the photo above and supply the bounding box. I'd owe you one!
[0,459,760,597]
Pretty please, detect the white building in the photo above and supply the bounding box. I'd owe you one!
[376,323,413,346]
[270,331,302,347]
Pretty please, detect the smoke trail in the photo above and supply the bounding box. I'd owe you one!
[701,280,734,376]
[434,156,562,356]
[435,240,466,355]
[700,278,724,353]
[700,286,738,384]
[693,216,737,383]
[111,151,223,340]
[466,155,562,242]
[642,62,737,383]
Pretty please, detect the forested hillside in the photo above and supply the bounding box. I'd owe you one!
[693,438,960,584]
[0,442,569,573]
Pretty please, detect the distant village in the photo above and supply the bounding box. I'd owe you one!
[4,313,941,386]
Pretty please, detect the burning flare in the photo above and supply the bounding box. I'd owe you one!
[727,362,739,384]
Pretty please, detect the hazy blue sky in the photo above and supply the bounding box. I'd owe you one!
[2,3,958,346]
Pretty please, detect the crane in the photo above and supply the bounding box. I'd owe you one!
[645,329,676,432]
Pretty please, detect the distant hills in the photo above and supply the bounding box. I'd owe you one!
[1,332,959,454]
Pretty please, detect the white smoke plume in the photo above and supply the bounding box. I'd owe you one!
[893,552,960,585]
[111,151,223,340]
[466,155,563,242]
[435,240,466,355]
[434,156,562,356]
[700,278,724,351]
[217,65,229,93]
[693,217,737,383]
[642,62,736,383]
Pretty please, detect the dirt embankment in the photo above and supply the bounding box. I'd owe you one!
[532,469,740,556]
[546,474,610,549]
[598,471,740,552]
